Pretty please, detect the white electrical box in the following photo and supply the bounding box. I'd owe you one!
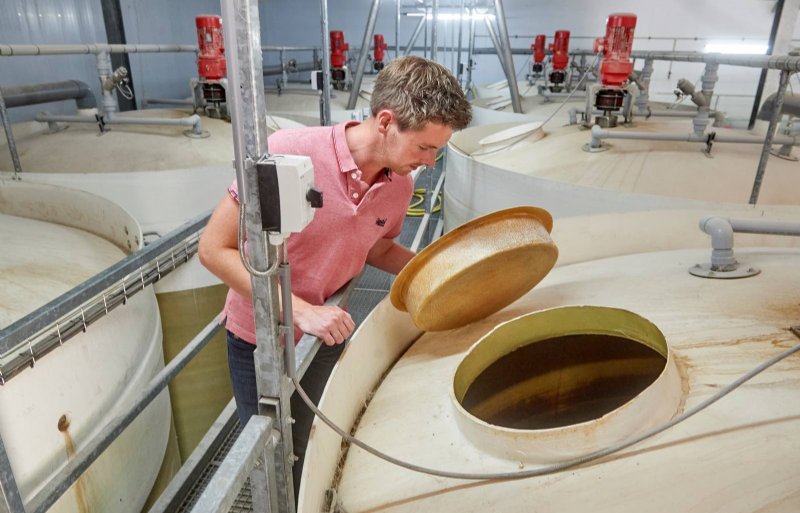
[256,154,322,242]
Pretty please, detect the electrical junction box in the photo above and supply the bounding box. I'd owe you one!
[256,154,322,240]
[311,70,323,90]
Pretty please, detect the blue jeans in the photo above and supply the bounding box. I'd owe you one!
[226,331,345,501]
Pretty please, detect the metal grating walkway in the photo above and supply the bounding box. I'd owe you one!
[175,160,444,512]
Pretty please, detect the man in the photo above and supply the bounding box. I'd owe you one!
[198,55,471,498]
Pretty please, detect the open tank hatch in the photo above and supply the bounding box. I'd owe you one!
[460,332,666,429]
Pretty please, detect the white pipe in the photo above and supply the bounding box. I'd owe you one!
[726,217,800,236]
[0,44,197,56]
[699,216,736,269]
[629,51,800,71]
[590,124,797,148]
[700,216,800,270]
[35,112,204,136]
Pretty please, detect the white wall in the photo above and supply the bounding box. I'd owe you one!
[2,0,800,124]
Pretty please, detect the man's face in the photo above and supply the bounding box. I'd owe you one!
[385,120,453,175]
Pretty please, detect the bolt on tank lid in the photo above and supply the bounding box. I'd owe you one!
[390,206,558,331]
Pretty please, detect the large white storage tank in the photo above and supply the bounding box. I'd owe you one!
[0,180,170,513]
[444,118,800,229]
[297,205,800,513]
[0,109,303,463]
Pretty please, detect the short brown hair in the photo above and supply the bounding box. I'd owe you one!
[370,56,472,131]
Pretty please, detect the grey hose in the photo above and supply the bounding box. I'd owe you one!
[291,336,800,480]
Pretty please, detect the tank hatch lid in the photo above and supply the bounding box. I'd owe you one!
[390,206,558,331]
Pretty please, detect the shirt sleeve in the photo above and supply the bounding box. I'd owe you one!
[227,179,239,202]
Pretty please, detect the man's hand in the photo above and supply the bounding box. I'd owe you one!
[293,302,355,346]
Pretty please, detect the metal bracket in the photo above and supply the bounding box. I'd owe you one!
[703,131,716,157]
[94,113,107,134]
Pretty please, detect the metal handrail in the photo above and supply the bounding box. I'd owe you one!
[26,317,223,513]
[189,416,278,513]
[0,211,211,372]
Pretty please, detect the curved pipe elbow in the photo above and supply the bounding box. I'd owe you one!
[699,216,733,250]
[700,216,738,270]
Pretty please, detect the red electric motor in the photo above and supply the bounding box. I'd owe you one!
[196,15,226,80]
[594,13,637,87]
[547,30,570,91]
[531,34,546,73]
[549,30,570,71]
[592,13,637,127]
[330,31,349,69]
[373,34,388,71]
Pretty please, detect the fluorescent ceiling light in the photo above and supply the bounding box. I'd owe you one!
[704,42,768,55]
[406,12,495,21]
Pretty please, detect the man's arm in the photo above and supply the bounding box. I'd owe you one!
[366,237,415,275]
[198,193,355,345]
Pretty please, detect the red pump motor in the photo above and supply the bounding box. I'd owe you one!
[195,15,227,117]
[594,13,637,87]
[196,15,226,80]
[531,34,546,74]
[547,30,570,92]
[330,31,350,88]
[593,13,637,126]
[373,34,388,71]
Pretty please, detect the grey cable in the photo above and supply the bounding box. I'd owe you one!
[470,54,599,158]
[238,202,280,277]
[291,337,800,480]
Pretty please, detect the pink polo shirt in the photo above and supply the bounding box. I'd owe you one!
[223,121,413,344]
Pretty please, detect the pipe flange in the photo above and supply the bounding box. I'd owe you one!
[770,148,799,161]
[582,142,610,153]
[688,263,760,279]
[183,129,210,139]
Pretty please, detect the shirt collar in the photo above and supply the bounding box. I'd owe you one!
[332,121,360,174]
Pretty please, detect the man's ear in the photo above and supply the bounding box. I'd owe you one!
[376,109,394,134]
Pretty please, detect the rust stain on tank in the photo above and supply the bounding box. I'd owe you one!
[671,351,692,416]
[58,414,90,513]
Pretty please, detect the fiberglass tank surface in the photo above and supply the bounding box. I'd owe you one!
[264,76,373,126]
[444,119,800,230]
[0,108,303,461]
[297,206,800,513]
[0,181,170,513]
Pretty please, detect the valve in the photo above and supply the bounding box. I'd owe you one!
[373,34,388,71]
[101,66,129,92]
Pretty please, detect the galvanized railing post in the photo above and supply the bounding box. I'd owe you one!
[220,0,295,510]
[750,69,792,205]
[319,0,332,126]
[0,88,23,180]
[347,0,382,110]
[0,435,25,513]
